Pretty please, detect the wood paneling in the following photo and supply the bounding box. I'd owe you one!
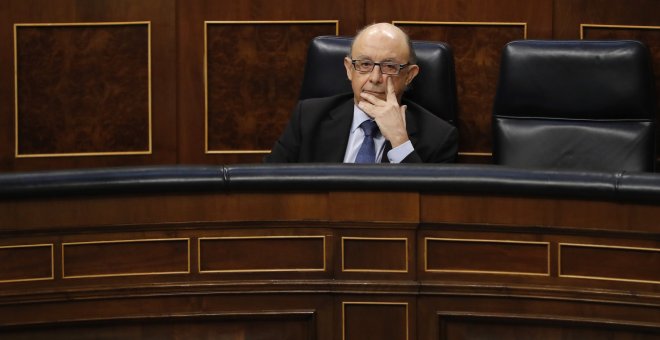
[330,192,419,222]
[553,0,660,39]
[0,189,658,338]
[0,244,53,283]
[419,295,660,339]
[62,238,189,278]
[15,23,150,157]
[425,238,549,275]
[342,237,408,272]
[0,0,177,171]
[2,314,315,340]
[176,0,363,165]
[342,302,409,340]
[0,192,329,230]
[439,313,660,340]
[560,243,660,284]
[421,193,660,232]
[199,236,326,273]
[205,21,337,154]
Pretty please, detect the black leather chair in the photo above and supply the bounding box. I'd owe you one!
[298,35,458,125]
[493,40,657,172]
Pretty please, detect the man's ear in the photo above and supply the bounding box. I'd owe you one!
[344,57,353,81]
[405,64,419,85]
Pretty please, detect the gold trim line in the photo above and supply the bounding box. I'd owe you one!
[0,243,54,283]
[62,238,190,279]
[198,235,327,273]
[425,237,551,276]
[341,237,409,273]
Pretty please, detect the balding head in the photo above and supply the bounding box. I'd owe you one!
[349,23,417,65]
[343,22,420,103]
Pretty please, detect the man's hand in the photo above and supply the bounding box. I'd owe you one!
[357,77,409,147]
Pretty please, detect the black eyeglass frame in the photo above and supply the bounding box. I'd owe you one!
[350,59,410,75]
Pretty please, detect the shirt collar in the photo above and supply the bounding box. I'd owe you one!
[351,104,374,133]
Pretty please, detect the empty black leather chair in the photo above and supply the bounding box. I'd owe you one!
[493,40,657,172]
[298,35,458,125]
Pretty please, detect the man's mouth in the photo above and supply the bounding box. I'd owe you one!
[362,90,385,96]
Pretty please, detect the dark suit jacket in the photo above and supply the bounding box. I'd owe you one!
[265,93,458,163]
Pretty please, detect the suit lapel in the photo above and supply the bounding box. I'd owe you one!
[314,99,354,162]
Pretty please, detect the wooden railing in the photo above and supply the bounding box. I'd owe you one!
[0,164,658,339]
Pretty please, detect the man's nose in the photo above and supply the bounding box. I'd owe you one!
[368,65,383,82]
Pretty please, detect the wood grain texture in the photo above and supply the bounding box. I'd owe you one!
[0,189,658,338]
[2,315,315,340]
[560,243,660,284]
[0,192,329,230]
[199,236,325,272]
[205,22,337,152]
[0,244,52,282]
[177,0,363,165]
[62,239,189,278]
[420,193,660,232]
[15,24,150,156]
[439,313,660,340]
[425,238,549,275]
[342,237,408,272]
[553,0,660,39]
[343,302,409,340]
[1,0,177,171]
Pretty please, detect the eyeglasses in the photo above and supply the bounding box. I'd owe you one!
[351,59,410,75]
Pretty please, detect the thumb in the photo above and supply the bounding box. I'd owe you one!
[400,105,407,128]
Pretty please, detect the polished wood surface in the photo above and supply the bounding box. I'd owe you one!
[205,22,337,153]
[0,0,177,171]
[0,188,658,338]
[16,23,150,156]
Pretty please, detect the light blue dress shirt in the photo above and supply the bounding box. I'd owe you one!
[343,105,414,163]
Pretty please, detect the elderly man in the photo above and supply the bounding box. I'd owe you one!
[265,23,458,163]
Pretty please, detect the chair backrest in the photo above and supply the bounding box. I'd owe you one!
[493,40,657,172]
[299,35,458,125]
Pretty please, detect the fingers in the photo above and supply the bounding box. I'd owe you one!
[359,91,380,104]
[400,105,407,129]
[386,77,397,101]
[357,101,376,118]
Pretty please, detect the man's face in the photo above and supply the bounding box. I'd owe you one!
[343,28,419,104]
